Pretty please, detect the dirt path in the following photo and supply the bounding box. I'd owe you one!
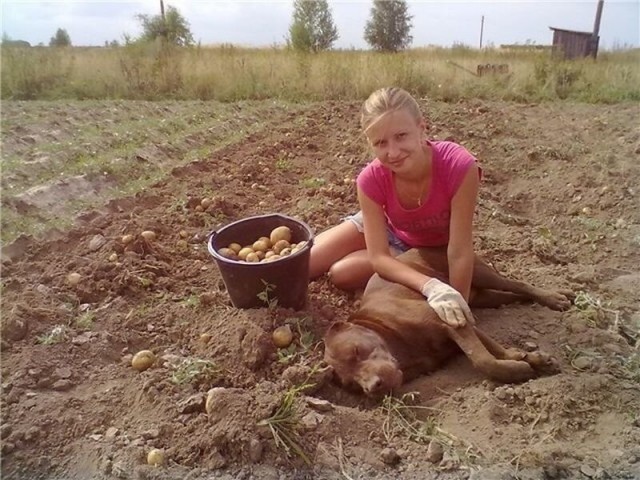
[1,99,639,480]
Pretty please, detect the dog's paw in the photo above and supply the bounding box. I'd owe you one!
[525,351,560,376]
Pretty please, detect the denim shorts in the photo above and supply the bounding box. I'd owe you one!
[344,211,411,256]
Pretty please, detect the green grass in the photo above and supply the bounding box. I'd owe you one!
[36,325,68,345]
[257,383,313,465]
[170,358,219,385]
[74,311,95,330]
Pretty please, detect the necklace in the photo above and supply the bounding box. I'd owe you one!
[396,176,427,207]
[416,180,426,206]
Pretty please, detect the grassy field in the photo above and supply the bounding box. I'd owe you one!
[2,43,639,103]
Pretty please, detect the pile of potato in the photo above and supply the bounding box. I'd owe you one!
[217,226,308,263]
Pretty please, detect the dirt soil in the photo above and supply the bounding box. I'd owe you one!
[1,99,639,480]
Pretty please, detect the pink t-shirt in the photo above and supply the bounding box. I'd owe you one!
[357,141,480,247]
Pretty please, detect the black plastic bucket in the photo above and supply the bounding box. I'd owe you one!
[208,214,314,310]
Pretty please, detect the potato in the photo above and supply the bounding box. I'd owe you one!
[272,325,293,348]
[279,247,292,257]
[272,239,290,255]
[264,250,276,259]
[131,350,155,372]
[121,234,134,245]
[228,243,242,254]
[67,272,81,286]
[264,254,281,262]
[255,250,265,260]
[176,239,189,250]
[179,230,189,239]
[218,247,238,259]
[200,198,212,209]
[238,247,255,260]
[108,253,118,262]
[245,252,260,263]
[147,448,165,466]
[140,230,157,241]
[258,236,272,248]
[252,239,269,252]
[270,226,292,245]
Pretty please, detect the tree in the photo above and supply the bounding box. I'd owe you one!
[49,28,71,47]
[364,0,413,52]
[2,33,31,47]
[136,5,194,46]
[288,0,339,53]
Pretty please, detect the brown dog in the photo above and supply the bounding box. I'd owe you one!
[323,248,572,396]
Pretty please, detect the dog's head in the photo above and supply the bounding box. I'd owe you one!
[324,321,403,396]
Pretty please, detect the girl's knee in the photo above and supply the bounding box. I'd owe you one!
[328,259,372,291]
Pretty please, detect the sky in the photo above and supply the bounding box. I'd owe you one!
[1,0,638,50]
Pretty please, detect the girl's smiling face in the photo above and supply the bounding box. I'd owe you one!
[365,108,426,173]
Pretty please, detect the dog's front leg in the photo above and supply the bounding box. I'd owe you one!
[447,325,536,383]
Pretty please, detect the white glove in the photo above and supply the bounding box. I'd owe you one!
[421,278,474,328]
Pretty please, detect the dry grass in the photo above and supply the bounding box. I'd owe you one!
[2,44,639,103]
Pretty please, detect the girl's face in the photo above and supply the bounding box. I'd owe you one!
[365,108,425,173]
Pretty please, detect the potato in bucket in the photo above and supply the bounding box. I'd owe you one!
[207,214,314,310]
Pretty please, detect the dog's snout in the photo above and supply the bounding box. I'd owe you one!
[362,375,383,394]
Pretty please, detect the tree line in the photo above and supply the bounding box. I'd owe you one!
[4,0,413,53]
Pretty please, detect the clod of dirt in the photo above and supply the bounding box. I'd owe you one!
[380,447,401,465]
[426,440,444,463]
[178,394,206,414]
[248,438,263,463]
[2,316,28,341]
[88,234,107,252]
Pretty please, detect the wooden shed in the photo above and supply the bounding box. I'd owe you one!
[549,27,599,59]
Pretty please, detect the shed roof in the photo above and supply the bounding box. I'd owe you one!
[548,27,594,36]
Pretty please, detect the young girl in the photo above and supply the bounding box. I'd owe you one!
[309,87,481,328]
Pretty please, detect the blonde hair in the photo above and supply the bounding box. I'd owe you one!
[361,87,422,133]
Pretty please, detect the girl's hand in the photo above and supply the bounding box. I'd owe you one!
[421,279,475,328]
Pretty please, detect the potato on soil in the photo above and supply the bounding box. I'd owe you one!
[272,325,294,348]
[140,230,157,241]
[131,350,156,371]
[200,198,212,209]
[270,226,292,245]
[121,234,134,245]
[179,230,189,239]
[67,272,82,286]
[108,253,118,262]
[147,448,165,466]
